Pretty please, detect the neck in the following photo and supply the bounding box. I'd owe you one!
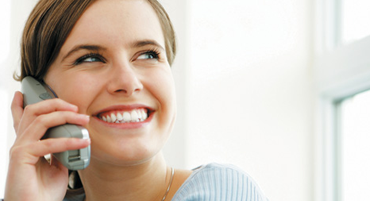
[79,153,170,201]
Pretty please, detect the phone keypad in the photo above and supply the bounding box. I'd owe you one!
[39,93,52,100]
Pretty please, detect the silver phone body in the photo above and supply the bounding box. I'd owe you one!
[21,76,90,170]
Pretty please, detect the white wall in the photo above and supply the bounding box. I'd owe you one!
[0,0,39,197]
[183,0,313,201]
[160,0,190,169]
[0,2,12,197]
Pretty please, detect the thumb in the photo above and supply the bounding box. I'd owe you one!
[11,91,24,134]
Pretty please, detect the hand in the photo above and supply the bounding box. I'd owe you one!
[4,91,91,201]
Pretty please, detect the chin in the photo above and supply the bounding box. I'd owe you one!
[89,139,164,167]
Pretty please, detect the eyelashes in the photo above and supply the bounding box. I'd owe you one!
[73,53,107,65]
[137,48,161,60]
[72,48,162,66]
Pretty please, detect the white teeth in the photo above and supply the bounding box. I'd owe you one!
[123,112,131,122]
[111,113,117,123]
[137,110,143,120]
[106,115,112,123]
[131,110,138,122]
[117,113,123,121]
[142,110,147,120]
[100,109,149,123]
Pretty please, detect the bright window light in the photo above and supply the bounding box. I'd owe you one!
[0,89,9,198]
[340,0,370,44]
[0,1,11,197]
[0,0,11,64]
[338,89,370,201]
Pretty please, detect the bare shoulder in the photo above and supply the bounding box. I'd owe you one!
[174,169,193,183]
[166,168,192,200]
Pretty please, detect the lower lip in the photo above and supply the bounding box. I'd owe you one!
[93,112,154,129]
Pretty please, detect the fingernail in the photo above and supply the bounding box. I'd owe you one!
[70,105,78,110]
[79,138,91,145]
[78,114,90,120]
[82,138,91,144]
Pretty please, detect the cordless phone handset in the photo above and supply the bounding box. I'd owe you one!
[21,76,90,170]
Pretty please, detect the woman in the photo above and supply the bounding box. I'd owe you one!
[4,0,269,200]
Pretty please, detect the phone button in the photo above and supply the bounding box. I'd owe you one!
[39,93,53,100]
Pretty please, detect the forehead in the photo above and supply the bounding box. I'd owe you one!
[61,0,164,52]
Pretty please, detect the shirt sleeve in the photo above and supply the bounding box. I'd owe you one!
[172,163,269,201]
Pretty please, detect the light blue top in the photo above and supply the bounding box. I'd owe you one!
[172,163,268,201]
[64,163,269,201]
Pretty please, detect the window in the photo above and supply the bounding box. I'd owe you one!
[0,0,11,197]
[336,90,370,201]
[0,89,9,198]
[0,0,11,63]
[314,0,370,201]
[339,0,370,45]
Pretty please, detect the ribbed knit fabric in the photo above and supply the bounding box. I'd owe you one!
[172,163,269,201]
[62,163,269,201]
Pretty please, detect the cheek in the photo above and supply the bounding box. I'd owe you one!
[152,72,177,131]
[148,70,176,108]
[53,74,100,113]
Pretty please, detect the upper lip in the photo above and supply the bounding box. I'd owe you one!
[92,104,155,117]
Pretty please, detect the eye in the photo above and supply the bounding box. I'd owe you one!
[74,53,106,65]
[137,50,160,60]
[83,57,100,62]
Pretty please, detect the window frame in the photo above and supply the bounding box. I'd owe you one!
[313,0,370,201]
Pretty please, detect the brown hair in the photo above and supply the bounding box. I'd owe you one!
[147,0,177,66]
[16,0,177,81]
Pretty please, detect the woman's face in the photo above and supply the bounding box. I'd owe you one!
[44,0,176,166]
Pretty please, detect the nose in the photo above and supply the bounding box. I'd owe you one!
[107,61,143,96]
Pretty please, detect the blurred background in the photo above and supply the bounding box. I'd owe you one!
[1,0,370,200]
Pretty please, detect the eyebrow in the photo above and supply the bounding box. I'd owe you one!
[132,40,165,51]
[62,45,106,62]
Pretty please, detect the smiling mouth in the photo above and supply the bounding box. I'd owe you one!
[98,108,151,123]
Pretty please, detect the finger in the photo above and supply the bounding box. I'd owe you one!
[27,98,79,116]
[18,111,90,142]
[50,155,59,168]
[11,91,24,133]
[50,155,68,171]
[12,138,91,166]
[18,99,79,133]
[39,155,67,174]
[33,138,91,158]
